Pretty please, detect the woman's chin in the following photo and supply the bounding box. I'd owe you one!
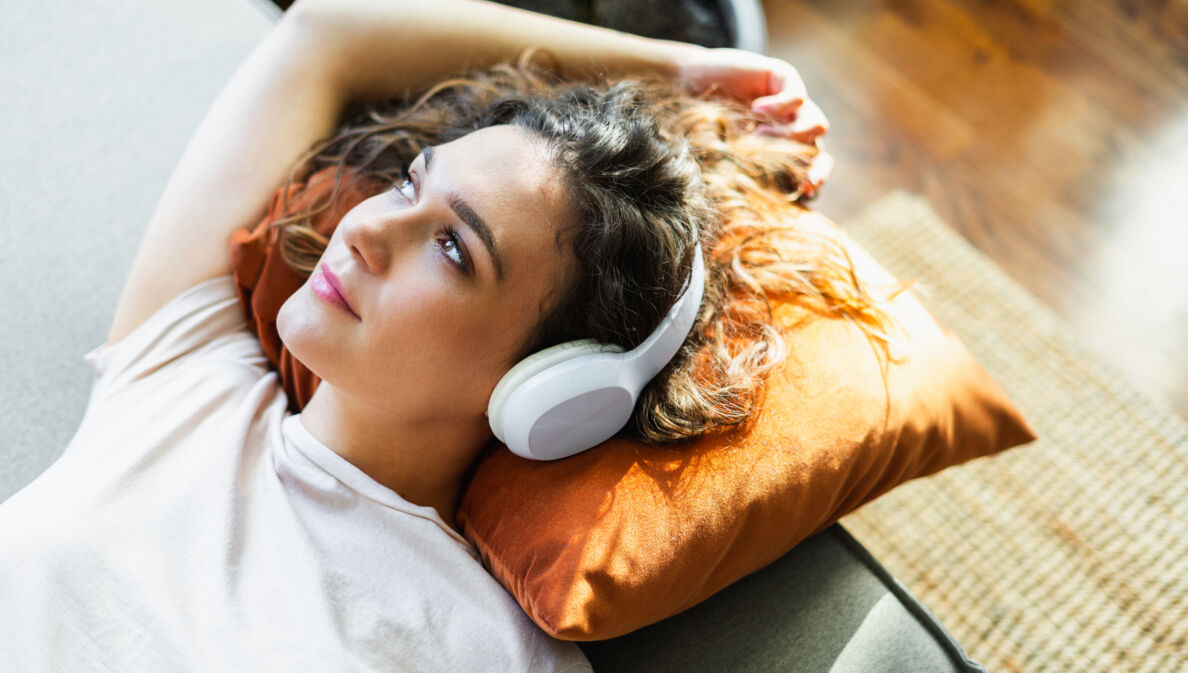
[276,290,333,380]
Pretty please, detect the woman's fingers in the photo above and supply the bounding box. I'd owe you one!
[752,64,808,119]
[752,63,829,144]
[755,99,830,143]
[677,48,831,146]
[753,94,804,120]
[792,99,830,141]
[807,150,834,190]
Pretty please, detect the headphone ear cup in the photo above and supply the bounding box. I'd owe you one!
[487,339,612,441]
[489,246,705,460]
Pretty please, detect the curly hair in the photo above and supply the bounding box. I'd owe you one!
[271,56,898,443]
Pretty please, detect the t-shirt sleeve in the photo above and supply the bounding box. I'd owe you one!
[84,276,268,398]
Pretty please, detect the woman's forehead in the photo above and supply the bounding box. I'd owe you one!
[433,126,574,279]
[435,125,559,195]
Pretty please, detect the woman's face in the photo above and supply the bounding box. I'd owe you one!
[277,125,576,425]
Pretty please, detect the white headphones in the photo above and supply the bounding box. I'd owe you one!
[487,245,706,461]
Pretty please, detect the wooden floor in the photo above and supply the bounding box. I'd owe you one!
[764,0,1188,420]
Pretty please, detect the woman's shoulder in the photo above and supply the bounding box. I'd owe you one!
[86,275,271,395]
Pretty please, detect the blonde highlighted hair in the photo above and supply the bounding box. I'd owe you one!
[273,56,899,443]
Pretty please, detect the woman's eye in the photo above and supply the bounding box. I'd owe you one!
[395,178,416,202]
[437,229,468,271]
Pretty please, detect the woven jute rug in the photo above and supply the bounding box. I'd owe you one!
[838,192,1188,673]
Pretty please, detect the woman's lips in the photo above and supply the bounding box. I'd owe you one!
[311,265,360,320]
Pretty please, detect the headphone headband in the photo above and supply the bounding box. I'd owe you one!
[619,245,705,388]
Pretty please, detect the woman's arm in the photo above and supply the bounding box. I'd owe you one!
[105,0,822,345]
[295,0,703,102]
[292,0,829,138]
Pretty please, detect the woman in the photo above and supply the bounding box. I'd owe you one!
[0,0,866,670]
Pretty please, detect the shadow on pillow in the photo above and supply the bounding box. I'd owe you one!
[231,166,1035,640]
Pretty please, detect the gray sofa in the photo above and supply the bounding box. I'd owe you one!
[0,1,983,670]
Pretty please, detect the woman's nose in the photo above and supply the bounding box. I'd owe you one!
[341,208,408,276]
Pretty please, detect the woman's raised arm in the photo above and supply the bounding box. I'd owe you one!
[106,0,823,345]
[293,0,702,101]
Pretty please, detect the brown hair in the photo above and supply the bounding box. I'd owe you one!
[273,57,898,443]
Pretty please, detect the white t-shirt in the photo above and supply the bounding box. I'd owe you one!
[0,277,592,673]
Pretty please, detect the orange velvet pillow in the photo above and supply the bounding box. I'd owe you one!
[232,167,1035,640]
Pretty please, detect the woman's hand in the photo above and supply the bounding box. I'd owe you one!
[677,48,833,194]
[677,48,829,142]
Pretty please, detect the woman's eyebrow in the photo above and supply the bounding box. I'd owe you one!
[422,146,505,282]
[448,195,505,281]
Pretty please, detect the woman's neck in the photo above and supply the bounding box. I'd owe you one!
[298,383,492,527]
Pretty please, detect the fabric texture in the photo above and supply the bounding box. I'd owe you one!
[230,167,1036,640]
[0,276,590,673]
